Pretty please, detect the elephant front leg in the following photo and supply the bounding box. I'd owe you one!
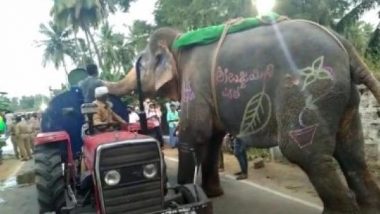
[201,132,225,197]
[176,99,224,197]
[177,129,224,197]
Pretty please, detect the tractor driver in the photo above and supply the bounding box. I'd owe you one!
[79,64,104,103]
[93,86,127,127]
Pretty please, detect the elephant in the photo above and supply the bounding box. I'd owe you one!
[106,19,380,214]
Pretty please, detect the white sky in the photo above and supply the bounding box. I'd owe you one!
[0,0,156,98]
[0,1,378,98]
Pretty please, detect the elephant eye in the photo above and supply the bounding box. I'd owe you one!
[155,54,163,67]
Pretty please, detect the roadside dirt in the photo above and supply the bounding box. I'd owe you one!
[0,158,24,181]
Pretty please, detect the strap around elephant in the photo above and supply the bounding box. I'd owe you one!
[210,16,289,126]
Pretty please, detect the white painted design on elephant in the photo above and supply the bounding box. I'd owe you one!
[240,90,272,136]
[299,56,334,91]
[290,56,335,148]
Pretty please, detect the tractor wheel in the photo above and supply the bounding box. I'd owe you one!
[35,144,65,213]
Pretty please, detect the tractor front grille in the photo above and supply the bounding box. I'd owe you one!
[96,139,163,214]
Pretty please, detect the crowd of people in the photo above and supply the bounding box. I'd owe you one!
[0,112,41,164]
[126,99,180,148]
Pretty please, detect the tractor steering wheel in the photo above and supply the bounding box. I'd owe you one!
[93,122,121,133]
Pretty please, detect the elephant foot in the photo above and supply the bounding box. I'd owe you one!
[202,184,224,198]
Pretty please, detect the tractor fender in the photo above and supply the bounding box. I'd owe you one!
[35,131,75,178]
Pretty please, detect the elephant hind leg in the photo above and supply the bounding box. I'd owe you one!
[280,145,359,213]
[278,118,359,213]
[298,154,360,213]
[335,107,380,213]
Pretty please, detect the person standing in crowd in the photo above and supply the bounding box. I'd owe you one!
[219,134,231,172]
[233,136,248,180]
[0,113,6,164]
[8,117,19,159]
[128,106,140,123]
[79,64,104,103]
[26,114,34,152]
[28,113,40,152]
[166,104,179,148]
[146,102,164,147]
[15,116,32,161]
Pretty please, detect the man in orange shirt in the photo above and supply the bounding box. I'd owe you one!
[93,86,126,126]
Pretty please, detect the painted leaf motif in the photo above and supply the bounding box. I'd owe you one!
[240,92,272,136]
[312,56,324,70]
[317,70,329,79]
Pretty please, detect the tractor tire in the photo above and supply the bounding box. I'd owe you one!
[35,144,65,214]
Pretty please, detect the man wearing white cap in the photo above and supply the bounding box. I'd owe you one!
[93,86,126,126]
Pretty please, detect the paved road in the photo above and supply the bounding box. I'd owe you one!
[0,159,322,214]
[165,159,322,214]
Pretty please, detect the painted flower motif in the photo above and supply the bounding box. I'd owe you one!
[299,56,333,91]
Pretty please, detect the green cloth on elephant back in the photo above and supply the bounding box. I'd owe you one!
[173,12,283,49]
[0,116,5,134]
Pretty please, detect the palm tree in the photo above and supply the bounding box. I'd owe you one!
[37,22,77,76]
[51,0,106,70]
[50,0,135,71]
[99,23,123,72]
[99,22,135,79]
[128,20,154,54]
[335,0,379,33]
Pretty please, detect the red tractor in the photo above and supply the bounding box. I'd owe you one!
[34,68,212,213]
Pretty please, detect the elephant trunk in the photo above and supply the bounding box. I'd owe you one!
[105,68,137,96]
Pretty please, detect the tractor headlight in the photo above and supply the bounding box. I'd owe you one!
[104,170,121,186]
[143,164,158,179]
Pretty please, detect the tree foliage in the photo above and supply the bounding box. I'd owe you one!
[128,20,155,53]
[154,0,254,31]
[37,22,77,75]
[40,0,380,82]
[9,95,49,112]
[0,95,11,112]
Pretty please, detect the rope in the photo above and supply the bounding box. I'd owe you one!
[210,18,244,126]
[288,19,348,56]
[210,16,287,126]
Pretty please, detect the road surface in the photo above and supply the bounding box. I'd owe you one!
[0,159,322,214]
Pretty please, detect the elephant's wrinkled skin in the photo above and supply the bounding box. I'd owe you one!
[107,20,380,214]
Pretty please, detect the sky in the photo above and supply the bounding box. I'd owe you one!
[0,1,378,98]
[0,0,156,98]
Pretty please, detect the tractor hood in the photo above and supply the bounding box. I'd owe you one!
[83,130,151,170]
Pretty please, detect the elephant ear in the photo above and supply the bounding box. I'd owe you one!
[154,42,178,91]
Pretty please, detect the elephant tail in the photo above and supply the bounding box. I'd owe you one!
[338,35,380,104]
